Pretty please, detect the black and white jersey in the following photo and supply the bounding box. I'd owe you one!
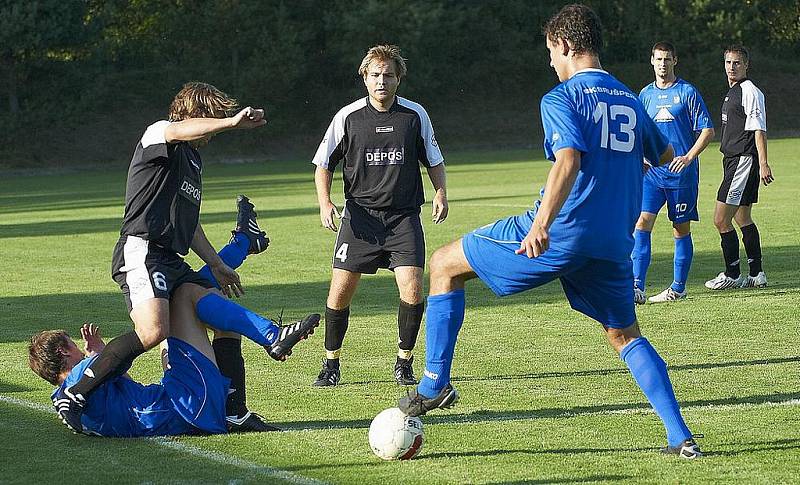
[119,121,203,256]
[312,96,444,211]
[720,79,766,157]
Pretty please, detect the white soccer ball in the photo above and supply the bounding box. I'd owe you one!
[368,407,424,460]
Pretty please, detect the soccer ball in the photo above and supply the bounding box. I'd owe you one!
[368,407,424,460]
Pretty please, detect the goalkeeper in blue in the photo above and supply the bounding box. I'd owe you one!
[634,41,715,304]
[398,4,701,459]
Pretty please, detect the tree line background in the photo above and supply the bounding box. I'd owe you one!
[1,0,799,167]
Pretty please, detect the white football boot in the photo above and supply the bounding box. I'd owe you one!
[704,272,744,290]
[740,271,767,288]
[648,287,687,303]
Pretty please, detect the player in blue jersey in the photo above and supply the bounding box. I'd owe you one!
[633,42,715,303]
[396,4,701,459]
[31,289,320,437]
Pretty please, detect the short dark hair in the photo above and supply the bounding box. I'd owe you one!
[652,41,676,57]
[724,44,750,64]
[543,4,603,55]
[29,330,70,386]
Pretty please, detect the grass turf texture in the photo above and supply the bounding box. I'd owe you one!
[1,141,798,484]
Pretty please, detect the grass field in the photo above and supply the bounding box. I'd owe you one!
[1,140,798,484]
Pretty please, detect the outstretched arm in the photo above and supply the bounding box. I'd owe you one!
[516,147,581,258]
[191,224,243,298]
[164,107,266,143]
[426,163,448,224]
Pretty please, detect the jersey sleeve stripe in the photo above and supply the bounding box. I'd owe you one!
[397,97,444,166]
[741,80,767,132]
[311,98,368,169]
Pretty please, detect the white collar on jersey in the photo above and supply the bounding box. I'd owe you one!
[572,68,608,76]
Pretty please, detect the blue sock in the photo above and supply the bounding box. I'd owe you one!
[671,234,693,293]
[632,230,651,291]
[621,337,692,447]
[417,289,465,398]
[195,293,278,346]
[197,232,250,288]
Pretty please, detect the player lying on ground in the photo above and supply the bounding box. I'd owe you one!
[396,4,702,459]
[53,84,320,434]
[32,283,318,436]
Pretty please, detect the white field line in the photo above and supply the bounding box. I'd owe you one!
[0,395,328,485]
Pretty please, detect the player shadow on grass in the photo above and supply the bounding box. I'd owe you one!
[335,355,800,386]
[278,390,800,432]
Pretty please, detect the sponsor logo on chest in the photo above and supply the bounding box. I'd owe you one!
[365,147,405,166]
[179,177,202,205]
[375,126,394,133]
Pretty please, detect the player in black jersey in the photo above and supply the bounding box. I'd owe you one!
[54,83,320,433]
[705,46,775,291]
[311,45,449,386]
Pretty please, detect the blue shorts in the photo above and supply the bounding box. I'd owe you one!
[462,211,636,328]
[162,337,230,434]
[641,176,699,224]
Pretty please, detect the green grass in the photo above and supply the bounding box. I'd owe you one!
[1,141,798,484]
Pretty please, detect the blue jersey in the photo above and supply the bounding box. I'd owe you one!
[639,79,713,188]
[541,69,668,263]
[54,356,193,437]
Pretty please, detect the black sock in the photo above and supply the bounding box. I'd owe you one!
[324,306,350,353]
[740,223,763,276]
[213,337,246,417]
[720,230,741,278]
[398,300,424,353]
[70,331,145,399]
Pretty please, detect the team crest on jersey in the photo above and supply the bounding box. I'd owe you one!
[365,147,405,166]
[673,96,680,104]
[654,107,675,122]
[376,126,394,133]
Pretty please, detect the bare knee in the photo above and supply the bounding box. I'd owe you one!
[636,213,656,232]
[673,222,691,237]
[135,321,169,350]
[605,322,642,354]
[734,212,754,228]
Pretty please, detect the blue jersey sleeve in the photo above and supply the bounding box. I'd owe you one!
[541,90,587,161]
[688,87,713,132]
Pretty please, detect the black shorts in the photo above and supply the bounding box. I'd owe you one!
[717,154,760,206]
[331,201,425,274]
[111,235,213,312]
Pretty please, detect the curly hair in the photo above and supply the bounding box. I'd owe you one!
[358,44,408,79]
[29,330,70,386]
[543,4,603,55]
[168,82,239,122]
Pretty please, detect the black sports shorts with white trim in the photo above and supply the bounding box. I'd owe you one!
[331,200,425,274]
[717,154,760,206]
[111,235,213,312]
